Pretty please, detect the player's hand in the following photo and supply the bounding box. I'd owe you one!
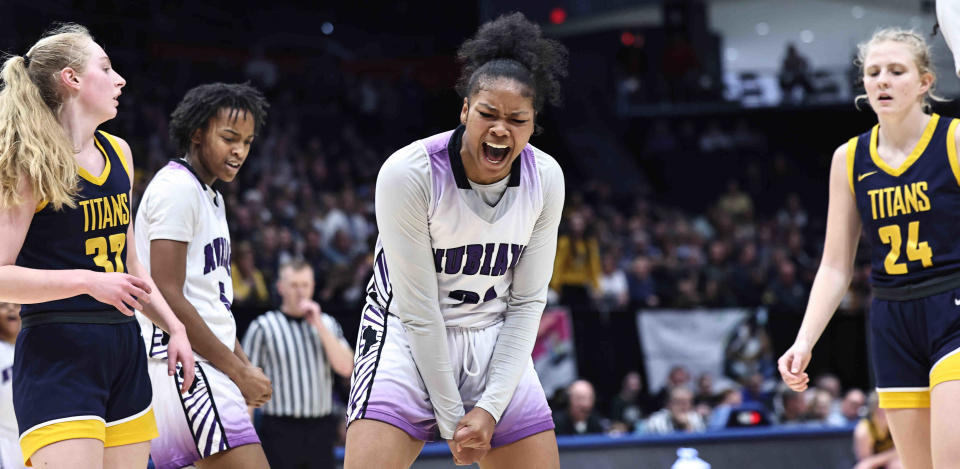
[454,407,496,451]
[166,328,195,393]
[234,364,272,407]
[86,271,152,316]
[447,439,488,466]
[778,341,812,391]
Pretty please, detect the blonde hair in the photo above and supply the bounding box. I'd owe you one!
[0,23,94,210]
[854,27,946,113]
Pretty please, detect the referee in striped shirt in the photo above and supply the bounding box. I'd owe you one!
[243,259,354,469]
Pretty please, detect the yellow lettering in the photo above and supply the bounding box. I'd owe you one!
[892,185,905,217]
[868,190,879,219]
[904,184,918,214]
[916,181,930,211]
[102,197,114,229]
[92,198,103,230]
[79,200,91,232]
[118,194,129,225]
[883,187,895,219]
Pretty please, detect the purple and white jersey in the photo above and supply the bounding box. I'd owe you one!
[367,129,546,328]
[363,127,564,438]
[135,160,236,361]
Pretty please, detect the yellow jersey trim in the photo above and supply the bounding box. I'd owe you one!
[78,138,112,186]
[34,199,49,213]
[20,417,105,466]
[104,406,157,447]
[846,137,858,196]
[946,119,960,188]
[98,131,132,184]
[869,113,940,177]
[877,389,930,409]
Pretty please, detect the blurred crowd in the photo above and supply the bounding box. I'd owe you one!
[552,369,870,436]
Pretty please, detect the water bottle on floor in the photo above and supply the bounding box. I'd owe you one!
[671,447,710,469]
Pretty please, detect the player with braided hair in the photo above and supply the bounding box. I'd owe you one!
[344,12,567,469]
[135,82,271,469]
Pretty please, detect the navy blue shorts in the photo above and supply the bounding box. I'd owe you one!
[13,320,157,465]
[871,287,960,408]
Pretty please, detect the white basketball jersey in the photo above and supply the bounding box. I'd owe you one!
[135,160,236,360]
[0,341,16,442]
[367,128,544,328]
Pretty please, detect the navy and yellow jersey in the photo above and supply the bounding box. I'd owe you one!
[16,130,134,327]
[848,113,960,294]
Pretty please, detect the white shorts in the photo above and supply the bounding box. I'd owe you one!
[347,305,554,446]
[147,359,259,469]
[0,435,25,469]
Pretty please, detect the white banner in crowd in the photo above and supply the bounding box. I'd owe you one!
[638,308,751,393]
[533,307,577,399]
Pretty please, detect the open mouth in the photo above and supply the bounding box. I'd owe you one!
[878,94,892,102]
[226,162,241,170]
[482,142,510,165]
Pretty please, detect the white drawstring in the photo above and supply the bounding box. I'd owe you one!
[462,329,481,377]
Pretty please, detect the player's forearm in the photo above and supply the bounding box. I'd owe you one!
[795,263,853,348]
[234,338,253,366]
[0,266,91,304]
[156,282,243,377]
[403,317,465,439]
[476,303,541,421]
[128,261,185,334]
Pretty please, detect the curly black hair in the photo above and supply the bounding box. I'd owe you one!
[169,82,269,154]
[456,12,568,115]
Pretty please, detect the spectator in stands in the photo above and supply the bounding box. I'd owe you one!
[853,392,900,469]
[698,120,734,153]
[598,253,629,313]
[609,371,646,433]
[702,240,735,307]
[654,365,692,410]
[626,256,659,309]
[724,315,775,383]
[730,242,765,306]
[552,212,603,389]
[694,373,717,408]
[778,43,814,103]
[715,179,754,225]
[740,372,774,413]
[232,240,270,308]
[809,389,847,427]
[708,387,741,429]
[765,259,808,358]
[554,380,606,435]
[640,386,705,435]
[777,389,808,425]
[776,193,808,230]
[841,389,867,424]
